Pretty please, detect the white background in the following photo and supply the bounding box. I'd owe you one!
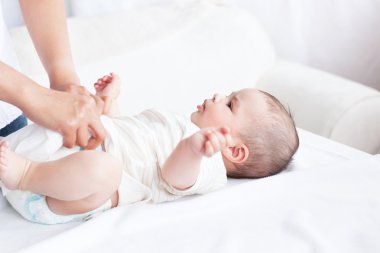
[2,0,380,91]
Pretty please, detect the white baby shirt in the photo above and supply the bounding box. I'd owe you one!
[103,109,227,205]
[1,109,227,205]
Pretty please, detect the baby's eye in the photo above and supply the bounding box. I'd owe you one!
[227,101,233,110]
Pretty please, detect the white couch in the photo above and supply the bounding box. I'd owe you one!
[227,0,380,91]
[9,1,380,154]
[257,62,380,154]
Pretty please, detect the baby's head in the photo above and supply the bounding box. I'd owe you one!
[191,88,299,178]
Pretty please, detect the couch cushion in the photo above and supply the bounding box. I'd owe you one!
[257,61,380,154]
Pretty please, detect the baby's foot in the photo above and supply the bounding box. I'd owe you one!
[94,72,121,100]
[0,139,31,190]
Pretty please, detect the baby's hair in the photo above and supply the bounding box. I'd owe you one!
[227,90,299,178]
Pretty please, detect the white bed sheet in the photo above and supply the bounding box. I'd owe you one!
[1,129,379,253]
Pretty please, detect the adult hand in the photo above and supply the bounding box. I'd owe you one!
[63,84,113,116]
[25,88,106,150]
[1,61,105,149]
[54,83,107,149]
[62,90,105,150]
[59,83,90,95]
[63,84,112,114]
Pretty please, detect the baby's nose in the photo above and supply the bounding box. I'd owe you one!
[212,93,223,102]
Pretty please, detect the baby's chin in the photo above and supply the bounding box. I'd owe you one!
[190,111,198,125]
[191,111,204,129]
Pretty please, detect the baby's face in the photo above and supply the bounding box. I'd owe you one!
[191,88,268,136]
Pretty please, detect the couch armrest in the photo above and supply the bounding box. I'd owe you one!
[257,60,380,154]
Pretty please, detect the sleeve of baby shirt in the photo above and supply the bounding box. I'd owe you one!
[153,110,227,196]
[161,152,228,196]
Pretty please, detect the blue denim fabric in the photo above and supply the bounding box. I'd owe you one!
[0,114,28,137]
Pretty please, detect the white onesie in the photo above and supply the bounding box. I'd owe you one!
[103,109,227,205]
[1,109,227,224]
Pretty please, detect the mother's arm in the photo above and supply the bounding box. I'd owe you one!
[3,0,106,149]
[19,0,79,91]
[0,61,105,149]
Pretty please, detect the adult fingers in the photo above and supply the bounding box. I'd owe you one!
[85,120,105,150]
[76,126,90,148]
[62,131,76,149]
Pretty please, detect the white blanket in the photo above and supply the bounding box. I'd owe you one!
[1,129,379,253]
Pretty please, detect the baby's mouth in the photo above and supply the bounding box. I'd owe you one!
[197,100,206,111]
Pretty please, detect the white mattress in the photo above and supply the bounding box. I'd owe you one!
[1,129,379,253]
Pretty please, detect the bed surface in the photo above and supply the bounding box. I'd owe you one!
[1,129,379,253]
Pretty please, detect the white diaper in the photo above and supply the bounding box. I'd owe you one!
[6,190,112,225]
[1,120,116,224]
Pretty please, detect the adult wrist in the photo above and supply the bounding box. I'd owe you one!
[17,82,51,116]
[48,64,80,91]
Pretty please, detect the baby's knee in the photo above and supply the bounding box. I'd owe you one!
[86,152,123,186]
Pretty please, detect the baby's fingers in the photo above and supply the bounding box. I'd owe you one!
[219,127,233,147]
[205,128,231,156]
[204,140,215,157]
[205,130,222,152]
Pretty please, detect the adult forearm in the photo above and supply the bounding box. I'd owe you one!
[0,61,47,112]
[19,0,79,90]
[161,138,202,190]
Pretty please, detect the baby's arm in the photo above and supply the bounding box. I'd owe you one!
[94,73,121,117]
[161,127,232,190]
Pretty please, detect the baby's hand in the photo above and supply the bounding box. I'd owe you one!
[188,127,233,157]
[94,72,121,100]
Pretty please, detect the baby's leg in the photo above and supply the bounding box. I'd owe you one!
[0,140,122,215]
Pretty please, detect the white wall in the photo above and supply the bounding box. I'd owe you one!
[226,0,380,91]
[2,0,380,90]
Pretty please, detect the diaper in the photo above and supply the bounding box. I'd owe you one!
[6,190,112,225]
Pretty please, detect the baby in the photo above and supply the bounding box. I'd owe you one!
[0,73,299,224]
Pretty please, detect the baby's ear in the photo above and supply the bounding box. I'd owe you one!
[221,143,249,164]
